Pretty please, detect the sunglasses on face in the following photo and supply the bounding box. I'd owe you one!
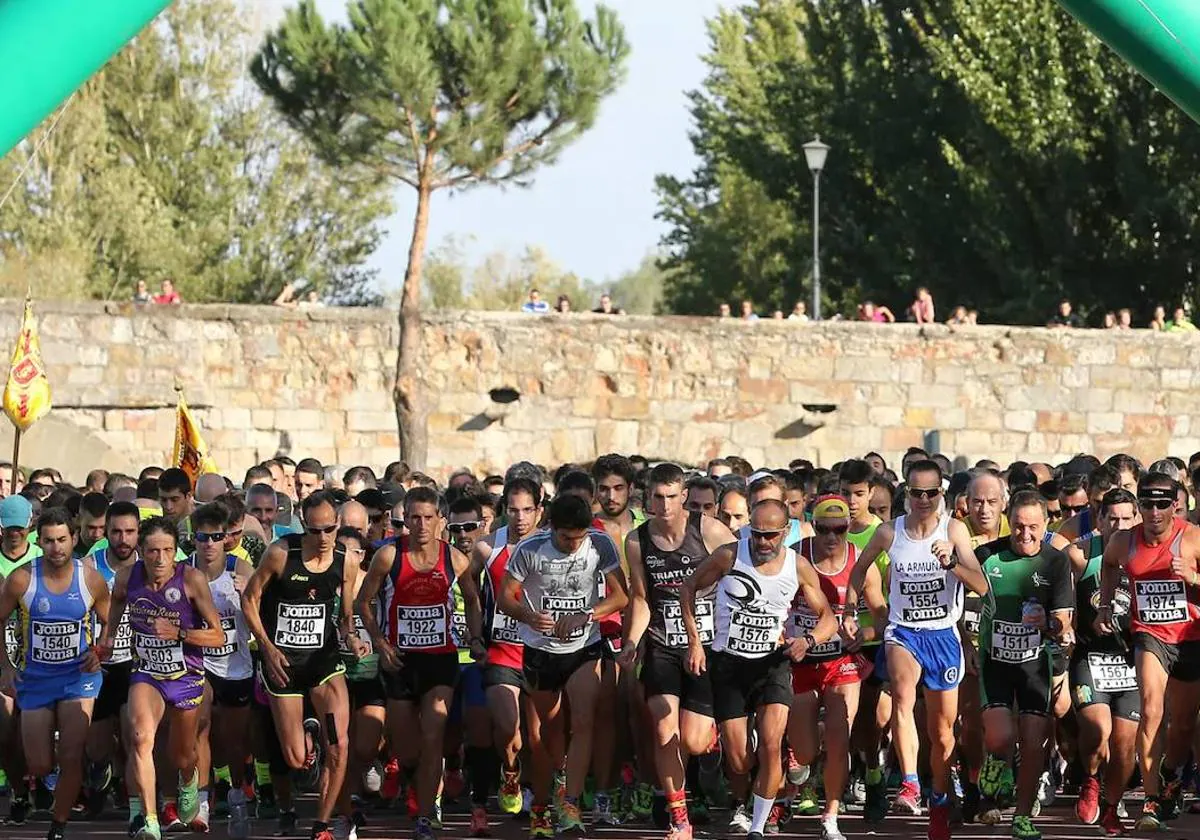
[908,487,942,499]
[750,528,787,540]
[390,517,405,529]
[194,532,226,544]
[814,523,849,536]
[1138,498,1175,511]
[447,521,482,534]
[1061,503,1088,515]
[306,524,338,535]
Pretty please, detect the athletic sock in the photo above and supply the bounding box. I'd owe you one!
[866,766,883,786]
[903,773,920,786]
[666,789,688,824]
[129,796,144,820]
[750,794,773,834]
[930,791,949,807]
[254,761,272,787]
[214,766,232,785]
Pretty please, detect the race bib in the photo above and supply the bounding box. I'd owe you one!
[541,595,589,642]
[489,610,523,645]
[203,617,238,658]
[394,604,449,650]
[794,610,840,657]
[274,603,326,649]
[963,608,981,638]
[899,578,949,624]
[339,614,374,655]
[136,633,186,677]
[726,610,782,656]
[451,609,468,648]
[660,601,713,648]
[1135,579,1187,624]
[1088,651,1136,693]
[990,619,1040,664]
[4,616,17,664]
[111,615,134,664]
[31,620,82,664]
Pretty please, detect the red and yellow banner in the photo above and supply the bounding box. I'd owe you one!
[173,392,218,486]
[3,298,52,432]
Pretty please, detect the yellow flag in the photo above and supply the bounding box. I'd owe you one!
[173,392,218,486]
[3,298,52,432]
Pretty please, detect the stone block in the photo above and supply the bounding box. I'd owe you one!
[905,385,959,409]
[1036,411,1085,434]
[1003,410,1036,433]
[882,427,924,452]
[1086,412,1124,435]
[346,410,394,432]
[737,377,788,404]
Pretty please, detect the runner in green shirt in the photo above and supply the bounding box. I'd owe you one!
[974,490,1074,840]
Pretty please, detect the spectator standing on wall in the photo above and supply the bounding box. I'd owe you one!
[593,294,619,315]
[153,279,182,305]
[1164,306,1197,333]
[909,286,936,323]
[132,280,153,306]
[1047,298,1082,328]
[788,301,809,322]
[740,299,759,321]
[520,288,550,314]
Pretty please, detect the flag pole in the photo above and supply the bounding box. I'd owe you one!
[10,426,20,488]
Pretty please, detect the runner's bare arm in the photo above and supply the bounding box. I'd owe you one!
[468,536,493,586]
[680,542,734,650]
[355,542,397,647]
[1096,530,1129,634]
[184,566,232,648]
[699,515,736,554]
[1056,512,1083,544]
[449,544,485,647]
[98,565,131,651]
[1171,525,1200,587]
[241,540,288,650]
[789,556,838,653]
[85,566,111,635]
[861,563,888,643]
[0,566,27,626]
[621,529,651,651]
[1049,531,1089,582]
[845,524,892,618]
[945,518,990,596]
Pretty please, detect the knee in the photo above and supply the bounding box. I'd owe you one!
[654,719,680,749]
[724,748,750,777]
[325,740,348,767]
[130,724,156,756]
[1141,696,1164,727]
[982,723,1010,755]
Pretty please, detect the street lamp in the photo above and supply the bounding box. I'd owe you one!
[803,136,830,321]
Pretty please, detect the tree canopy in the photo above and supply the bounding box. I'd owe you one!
[657,0,1200,324]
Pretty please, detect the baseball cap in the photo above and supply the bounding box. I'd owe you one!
[0,495,33,529]
[812,495,850,521]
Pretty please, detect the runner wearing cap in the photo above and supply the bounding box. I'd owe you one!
[788,495,887,840]
[1098,472,1200,829]
[0,495,42,578]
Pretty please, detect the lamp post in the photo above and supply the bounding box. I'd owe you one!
[803,136,830,321]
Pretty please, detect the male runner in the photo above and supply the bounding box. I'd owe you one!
[844,459,989,840]
[190,502,256,837]
[0,494,41,577]
[973,491,1074,840]
[99,516,226,840]
[498,493,628,838]
[718,485,750,532]
[242,493,355,840]
[683,476,719,519]
[789,496,887,840]
[620,463,735,839]
[355,486,483,840]
[0,507,110,840]
[838,458,892,822]
[472,477,543,823]
[295,459,325,503]
[1098,472,1200,829]
[1071,488,1138,834]
[681,498,836,840]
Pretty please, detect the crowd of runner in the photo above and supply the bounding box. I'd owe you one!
[1,448,1199,840]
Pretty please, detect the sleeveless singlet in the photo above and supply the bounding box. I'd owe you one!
[127,561,205,681]
[637,512,713,649]
[791,538,857,662]
[1126,520,1200,643]
[201,565,253,680]
[91,547,134,665]
[887,513,963,631]
[711,539,798,659]
[482,527,525,670]
[259,535,345,667]
[382,536,458,655]
[16,558,94,676]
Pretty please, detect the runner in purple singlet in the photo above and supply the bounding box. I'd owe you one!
[98,517,225,840]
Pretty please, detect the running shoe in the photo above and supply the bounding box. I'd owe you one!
[928,802,952,840]
[979,755,1006,799]
[276,809,298,837]
[666,819,693,840]
[892,780,922,816]
[529,806,554,839]
[1161,777,1183,821]
[593,791,620,826]
[630,781,654,821]
[469,806,489,838]
[161,802,183,833]
[228,789,252,840]
[977,795,1003,826]
[134,818,162,840]
[1076,776,1101,825]
[1135,798,1165,832]
[794,781,820,816]
[1100,802,1126,836]
[689,791,710,825]
[381,759,402,802]
[765,801,788,835]
[821,816,846,840]
[7,794,31,826]
[188,799,210,834]
[864,778,888,824]
[1012,814,1041,840]
[728,801,751,834]
[178,771,201,825]
[557,801,585,835]
[443,768,465,803]
[498,770,523,815]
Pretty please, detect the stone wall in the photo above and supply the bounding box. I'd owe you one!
[0,301,1195,482]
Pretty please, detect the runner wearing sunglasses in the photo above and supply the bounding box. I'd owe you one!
[844,459,988,840]
[241,492,355,840]
[1098,472,1200,829]
[681,498,836,840]
[788,495,887,840]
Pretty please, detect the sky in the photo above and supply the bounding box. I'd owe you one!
[273,0,724,290]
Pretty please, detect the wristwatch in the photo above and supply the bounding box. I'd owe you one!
[802,631,816,649]
[179,627,189,644]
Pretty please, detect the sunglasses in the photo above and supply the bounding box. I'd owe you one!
[908,487,942,499]
[750,527,787,540]
[814,523,849,536]
[194,532,226,544]
[1061,503,1088,515]
[448,521,482,534]
[390,517,405,529]
[306,524,338,535]
[1138,498,1175,511]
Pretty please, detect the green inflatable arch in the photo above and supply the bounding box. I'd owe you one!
[0,0,1197,158]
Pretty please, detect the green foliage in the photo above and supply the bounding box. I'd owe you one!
[657,0,1200,323]
[0,0,390,305]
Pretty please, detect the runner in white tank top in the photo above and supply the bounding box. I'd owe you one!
[842,460,989,834]
[681,498,837,838]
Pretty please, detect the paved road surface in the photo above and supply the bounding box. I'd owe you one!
[6,796,1200,840]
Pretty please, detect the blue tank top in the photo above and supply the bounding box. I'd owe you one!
[17,558,95,676]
